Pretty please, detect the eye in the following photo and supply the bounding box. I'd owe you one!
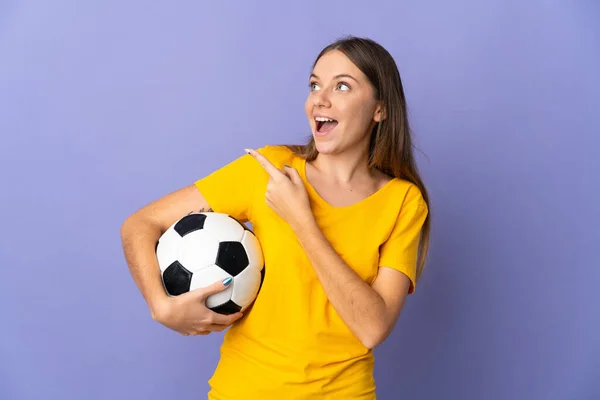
[336,82,350,91]
[309,81,320,91]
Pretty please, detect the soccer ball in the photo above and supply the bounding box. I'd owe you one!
[155,212,265,315]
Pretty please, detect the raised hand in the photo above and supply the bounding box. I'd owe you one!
[245,148,315,233]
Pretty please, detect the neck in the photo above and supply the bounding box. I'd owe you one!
[310,143,373,186]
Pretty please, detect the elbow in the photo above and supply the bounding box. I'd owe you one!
[361,336,385,350]
[359,324,392,350]
[120,212,144,240]
[120,214,135,239]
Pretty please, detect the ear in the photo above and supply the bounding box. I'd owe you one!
[374,103,386,122]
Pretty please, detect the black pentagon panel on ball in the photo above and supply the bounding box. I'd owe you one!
[162,261,192,296]
[174,213,206,237]
[216,241,249,276]
[211,300,242,315]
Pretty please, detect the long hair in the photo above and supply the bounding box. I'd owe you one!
[286,36,432,282]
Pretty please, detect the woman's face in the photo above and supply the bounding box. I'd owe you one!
[305,50,384,156]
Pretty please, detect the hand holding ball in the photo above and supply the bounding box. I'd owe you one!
[153,212,265,335]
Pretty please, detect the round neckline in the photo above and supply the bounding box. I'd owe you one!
[298,157,397,210]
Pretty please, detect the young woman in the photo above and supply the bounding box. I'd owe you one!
[121,36,431,399]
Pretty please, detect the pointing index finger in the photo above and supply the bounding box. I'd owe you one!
[245,148,284,178]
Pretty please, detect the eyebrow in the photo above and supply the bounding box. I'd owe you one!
[310,73,359,83]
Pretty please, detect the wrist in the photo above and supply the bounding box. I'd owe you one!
[292,215,319,239]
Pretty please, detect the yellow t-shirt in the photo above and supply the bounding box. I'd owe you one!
[194,145,428,400]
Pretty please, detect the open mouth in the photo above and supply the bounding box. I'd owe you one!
[315,117,338,134]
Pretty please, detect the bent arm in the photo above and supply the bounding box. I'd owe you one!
[294,222,411,349]
[120,184,211,317]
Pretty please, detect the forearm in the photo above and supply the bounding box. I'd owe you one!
[120,215,168,317]
[293,220,388,348]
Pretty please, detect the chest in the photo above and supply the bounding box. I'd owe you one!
[252,202,390,285]
[309,182,374,208]
[317,211,386,283]
[305,172,384,209]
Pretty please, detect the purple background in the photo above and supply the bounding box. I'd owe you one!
[1,1,599,399]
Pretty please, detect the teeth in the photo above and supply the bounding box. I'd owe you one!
[315,117,335,122]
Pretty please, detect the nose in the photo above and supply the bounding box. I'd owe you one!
[313,90,331,108]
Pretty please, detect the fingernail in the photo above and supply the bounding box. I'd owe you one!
[222,277,232,286]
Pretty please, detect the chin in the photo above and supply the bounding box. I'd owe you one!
[313,139,341,155]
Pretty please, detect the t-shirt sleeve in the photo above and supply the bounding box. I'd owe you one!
[193,147,268,223]
[378,184,429,294]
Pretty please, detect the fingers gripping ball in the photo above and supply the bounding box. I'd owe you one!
[155,212,265,315]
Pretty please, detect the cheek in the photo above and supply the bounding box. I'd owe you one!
[343,100,375,131]
[342,93,373,115]
[359,104,373,120]
[304,98,315,128]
